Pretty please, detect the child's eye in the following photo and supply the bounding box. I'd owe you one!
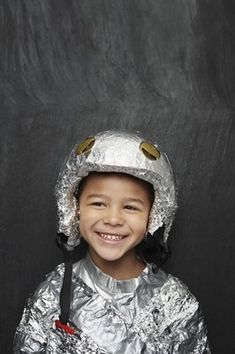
[90,202,105,207]
[124,205,139,211]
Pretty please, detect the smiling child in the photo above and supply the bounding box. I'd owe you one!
[14,131,210,353]
[78,172,153,279]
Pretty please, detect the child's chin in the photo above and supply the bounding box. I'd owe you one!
[96,250,126,263]
[99,254,124,262]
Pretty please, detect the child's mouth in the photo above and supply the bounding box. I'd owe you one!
[96,232,127,241]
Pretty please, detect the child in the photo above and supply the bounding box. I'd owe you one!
[14,131,210,353]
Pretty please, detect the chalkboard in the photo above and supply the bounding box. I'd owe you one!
[0,1,234,353]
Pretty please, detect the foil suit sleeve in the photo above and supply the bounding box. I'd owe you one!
[132,272,211,353]
[165,276,211,353]
[13,265,63,354]
[173,305,211,353]
[13,301,47,353]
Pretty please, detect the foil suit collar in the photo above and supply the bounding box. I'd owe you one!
[76,253,149,297]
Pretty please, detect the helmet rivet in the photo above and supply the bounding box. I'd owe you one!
[140,141,161,160]
[75,136,95,155]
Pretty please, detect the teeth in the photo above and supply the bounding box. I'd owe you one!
[99,233,124,241]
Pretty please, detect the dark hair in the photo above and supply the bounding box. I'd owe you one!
[136,225,171,268]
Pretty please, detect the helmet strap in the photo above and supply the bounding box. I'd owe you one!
[56,233,73,324]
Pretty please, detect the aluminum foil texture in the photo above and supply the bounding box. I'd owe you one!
[14,256,210,353]
[55,131,177,248]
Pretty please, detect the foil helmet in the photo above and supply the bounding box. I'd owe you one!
[55,131,177,249]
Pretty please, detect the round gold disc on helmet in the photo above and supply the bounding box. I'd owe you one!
[75,136,95,155]
[140,141,161,160]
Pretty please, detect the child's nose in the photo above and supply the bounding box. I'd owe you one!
[103,207,124,226]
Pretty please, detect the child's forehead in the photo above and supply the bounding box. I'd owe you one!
[79,172,154,200]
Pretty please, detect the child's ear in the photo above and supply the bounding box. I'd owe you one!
[146,215,152,231]
[77,209,80,219]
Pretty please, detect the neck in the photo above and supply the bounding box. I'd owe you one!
[88,249,146,280]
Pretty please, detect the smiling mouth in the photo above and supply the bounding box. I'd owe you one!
[96,232,127,241]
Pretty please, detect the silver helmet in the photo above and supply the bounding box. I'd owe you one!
[55,131,177,249]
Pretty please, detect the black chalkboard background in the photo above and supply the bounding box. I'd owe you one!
[0,1,234,353]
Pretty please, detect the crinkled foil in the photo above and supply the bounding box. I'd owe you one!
[13,256,210,353]
[55,131,177,248]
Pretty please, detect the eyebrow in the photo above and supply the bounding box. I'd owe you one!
[87,194,109,199]
[124,198,145,205]
[87,194,145,205]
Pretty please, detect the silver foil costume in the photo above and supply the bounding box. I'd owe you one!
[14,254,210,353]
[14,131,210,353]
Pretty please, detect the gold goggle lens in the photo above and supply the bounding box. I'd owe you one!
[76,136,95,155]
[140,141,161,160]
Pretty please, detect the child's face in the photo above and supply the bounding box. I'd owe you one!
[78,173,153,268]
